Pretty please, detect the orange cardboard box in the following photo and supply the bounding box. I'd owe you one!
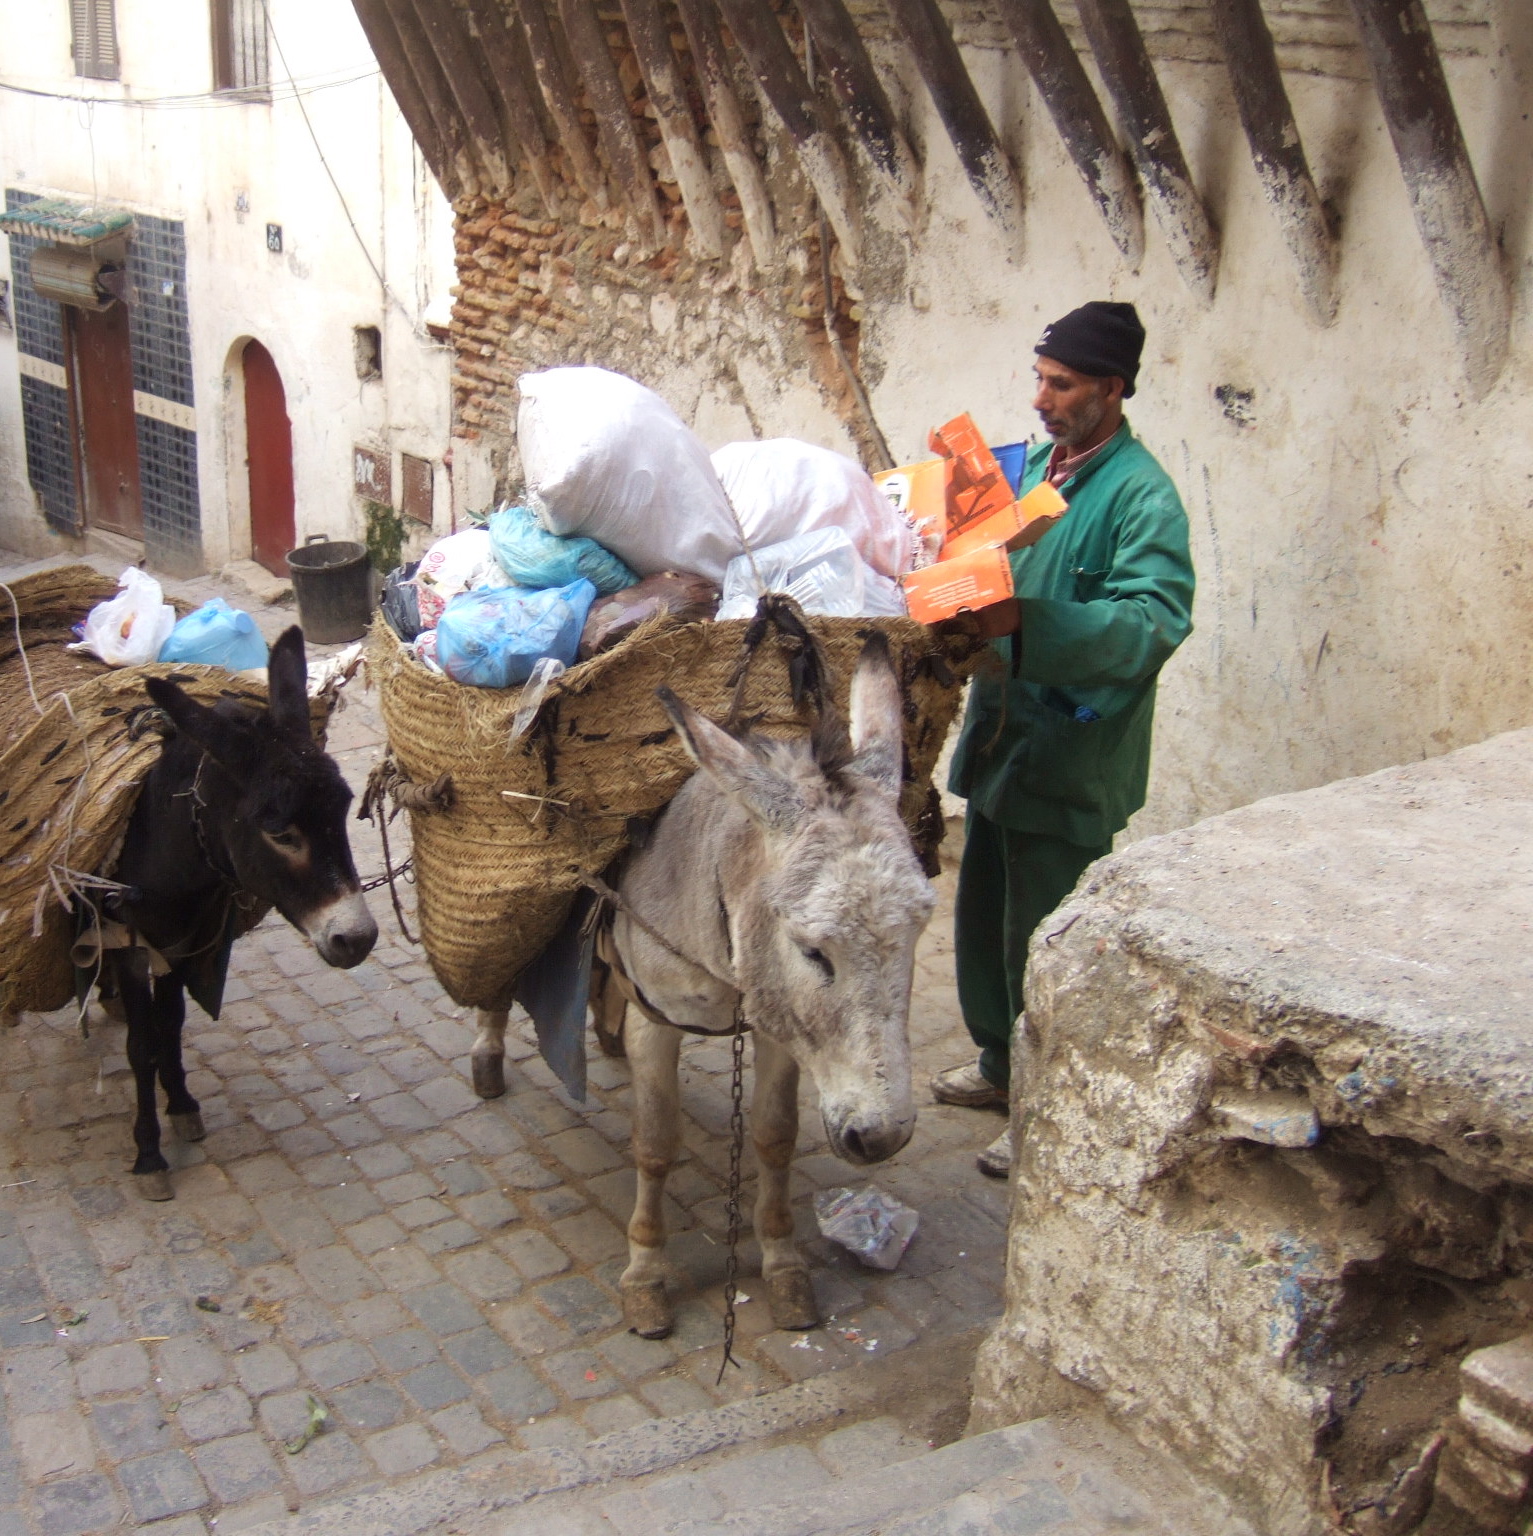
[929,413,1015,542]
[873,456,947,537]
[941,480,1068,561]
[900,544,1014,624]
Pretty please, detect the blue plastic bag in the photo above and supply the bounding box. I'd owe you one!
[434,578,597,689]
[488,503,638,596]
[157,598,269,671]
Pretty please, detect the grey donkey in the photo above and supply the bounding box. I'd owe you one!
[473,633,935,1338]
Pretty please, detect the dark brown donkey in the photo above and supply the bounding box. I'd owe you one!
[94,627,376,1199]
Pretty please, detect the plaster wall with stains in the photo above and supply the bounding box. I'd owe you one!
[445,0,1531,839]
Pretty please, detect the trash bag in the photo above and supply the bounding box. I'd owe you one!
[158,597,270,671]
[812,1186,919,1270]
[577,571,720,660]
[434,578,598,690]
[517,367,742,582]
[414,529,516,629]
[381,561,423,642]
[712,439,918,579]
[68,567,178,667]
[716,528,905,620]
[487,503,638,596]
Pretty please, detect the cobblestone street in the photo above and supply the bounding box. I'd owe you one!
[0,554,1008,1535]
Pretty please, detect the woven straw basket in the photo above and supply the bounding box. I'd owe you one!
[0,564,330,1022]
[370,605,976,1011]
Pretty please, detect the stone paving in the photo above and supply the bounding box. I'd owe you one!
[0,551,1008,1535]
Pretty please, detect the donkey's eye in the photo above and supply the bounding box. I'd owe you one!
[800,946,834,981]
[264,827,305,854]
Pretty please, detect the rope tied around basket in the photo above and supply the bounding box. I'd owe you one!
[357,753,455,942]
[724,594,833,731]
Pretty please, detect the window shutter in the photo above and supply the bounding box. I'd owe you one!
[72,0,119,80]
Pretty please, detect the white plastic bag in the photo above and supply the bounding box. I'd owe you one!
[69,567,177,667]
[413,528,515,629]
[813,1186,919,1270]
[712,439,918,580]
[716,528,906,620]
[517,367,742,583]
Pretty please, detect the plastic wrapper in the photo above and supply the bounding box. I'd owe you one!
[488,503,638,596]
[712,438,918,579]
[577,571,720,660]
[717,528,906,620]
[414,529,515,629]
[509,657,567,741]
[158,597,269,671]
[812,1186,919,1271]
[381,561,423,641]
[518,366,742,582]
[434,578,597,690]
[68,567,178,667]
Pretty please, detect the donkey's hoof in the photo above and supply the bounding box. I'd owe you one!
[622,1281,672,1339]
[170,1111,206,1142]
[471,1053,506,1099]
[766,1269,819,1331]
[134,1170,174,1202]
[593,1015,627,1059]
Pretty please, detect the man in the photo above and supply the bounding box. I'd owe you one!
[936,301,1195,1177]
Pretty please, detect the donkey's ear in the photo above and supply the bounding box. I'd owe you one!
[846,633,904,798]
[656,688,805,832]
[267,626,312,741]
[145,677,248,772]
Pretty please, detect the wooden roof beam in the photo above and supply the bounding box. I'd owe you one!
[398,0,512,190]
[882,0,1025,258]
[509,0,609,209]
[994,0,1142,265]
[351,0,460,196]
[1074,0,1219,300]
[461,0,560,214]
[620,0,727,258]
[1347,0,1508,397]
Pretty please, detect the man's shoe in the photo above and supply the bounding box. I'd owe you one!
[930,1060,1007,1109]
[977,1125,1013,1178]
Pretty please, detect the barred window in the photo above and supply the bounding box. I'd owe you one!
[71,0,119,81]
[212,0,269,93]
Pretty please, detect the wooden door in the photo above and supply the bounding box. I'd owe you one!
[67,301,143,539]
[244,339,295,576]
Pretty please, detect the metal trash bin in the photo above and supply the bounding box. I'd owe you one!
[286,535,373,645]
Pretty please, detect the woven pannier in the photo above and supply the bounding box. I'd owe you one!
[0,564,336,1023]
[369,603,976,1011]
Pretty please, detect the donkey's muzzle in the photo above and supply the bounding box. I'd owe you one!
[827,1112,915,1166]
[310,892,378,968]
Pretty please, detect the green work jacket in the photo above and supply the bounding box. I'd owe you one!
[947,420,1195,845]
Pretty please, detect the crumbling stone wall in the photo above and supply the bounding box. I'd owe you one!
[970,727,1533,1536]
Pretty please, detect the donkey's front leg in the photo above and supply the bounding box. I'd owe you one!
[152,974,204,1144]
[471,1008,508,1099]
[752,1032,818,1330]
[114,955,174,1202]
[621,1011,683,1338]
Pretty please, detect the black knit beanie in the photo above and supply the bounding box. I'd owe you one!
[1034,301,1145,397]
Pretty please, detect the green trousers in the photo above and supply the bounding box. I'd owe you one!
[954,810,1111,1090]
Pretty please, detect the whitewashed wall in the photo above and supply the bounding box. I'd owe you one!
[0,0,458,567]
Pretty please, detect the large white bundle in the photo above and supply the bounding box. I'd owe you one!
[711,439,918,580]
[518,367,741,583]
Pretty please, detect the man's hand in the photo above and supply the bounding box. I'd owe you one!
[938,598,1021,642]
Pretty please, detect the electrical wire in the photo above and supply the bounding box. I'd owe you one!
[0,66,380,110]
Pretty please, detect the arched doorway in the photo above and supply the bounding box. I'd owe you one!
[243,339,294,576]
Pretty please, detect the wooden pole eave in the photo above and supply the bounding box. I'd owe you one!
[712,0,862,270]
[1347,0,1508,397]
[461,0,560,214]
[509,0,610,209]
[351,0,459,196]
[379,0,483,195]
[882,0,1025,259]
[402,0,512,190]
[1075,0,1219,301]
[620,0,727,258]
[994,0,1142,265]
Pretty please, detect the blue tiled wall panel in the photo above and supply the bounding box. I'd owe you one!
[19,376,81,535]
[136,415,201,561]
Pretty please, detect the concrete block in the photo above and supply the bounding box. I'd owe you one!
[119,1449,209,1522]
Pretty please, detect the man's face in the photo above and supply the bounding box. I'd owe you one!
[1032,357,1120,448]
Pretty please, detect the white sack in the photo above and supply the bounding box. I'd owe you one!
[68,567,177,667]
[711,439,918,580]
[518,367,741,583]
